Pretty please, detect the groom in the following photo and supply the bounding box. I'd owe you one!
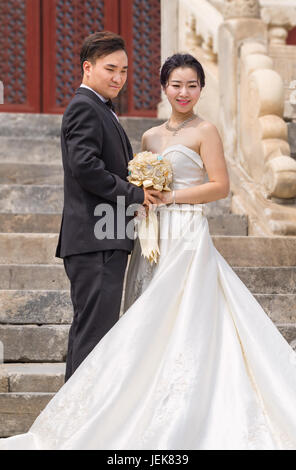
[56,31,161,382]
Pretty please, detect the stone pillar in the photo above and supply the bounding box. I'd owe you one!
[157,0,179,119]
[218,17,266,160]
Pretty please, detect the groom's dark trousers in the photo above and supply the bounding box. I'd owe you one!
[55,87,144,382]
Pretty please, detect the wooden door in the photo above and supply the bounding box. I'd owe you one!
[42,0,119,114]
[0,0,41,112]
[0,0,161,116]
[119,0,161,117]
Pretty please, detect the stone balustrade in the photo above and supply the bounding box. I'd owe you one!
[259,0,296,45]
[239,41,296,200]
[159,0,296,234]
[179,0,223,62]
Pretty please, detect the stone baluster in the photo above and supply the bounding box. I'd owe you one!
[261,5,296,45]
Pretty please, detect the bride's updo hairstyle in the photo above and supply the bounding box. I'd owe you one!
[160,53,205,88]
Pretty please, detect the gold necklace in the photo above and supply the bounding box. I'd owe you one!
[165,114,197,136]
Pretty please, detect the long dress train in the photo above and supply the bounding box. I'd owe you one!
[0,144,296,450]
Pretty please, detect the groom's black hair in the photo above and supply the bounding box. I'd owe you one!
[160,53,205,88]
[80,31,126,75]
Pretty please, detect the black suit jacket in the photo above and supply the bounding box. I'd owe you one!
[55,87,144,258]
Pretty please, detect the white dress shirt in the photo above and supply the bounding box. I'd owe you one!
[80,84,118,120]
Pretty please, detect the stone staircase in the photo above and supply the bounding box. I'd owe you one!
[0,113,295,438]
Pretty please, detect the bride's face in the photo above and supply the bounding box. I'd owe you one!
[164,67,201,113]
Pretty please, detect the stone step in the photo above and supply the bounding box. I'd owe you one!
[0,319,295,364]
[0,185,234,217]
[0,363,65,393]
[208,214,247,235]
[0,212,247,235]
[0,137,61,163]
[0,290,71,324]
[234,266,296,295]
[0,234,61,265]
[0,113,62,138]
[120,117,165,141]
[0,325,69,362]
[0,265,68,290]
[0,290,295,325]
[0,213,62,233]
[0,162,63,185]
[0,137,143,163]
[0,185,63,214]
[0,113,162,141]
[1,265,295,293]
[213,236,296,267]
[1,233,295,266]
[0,392,54,437]
[204,192,232,215]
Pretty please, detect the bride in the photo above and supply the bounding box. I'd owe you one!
[1,53,296,450]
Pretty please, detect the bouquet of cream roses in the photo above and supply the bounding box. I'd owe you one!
[128,151,173,264]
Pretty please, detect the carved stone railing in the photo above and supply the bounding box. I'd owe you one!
[219,6,296,235]
[239,42,296,193]
[159,0,296,235]
[260,0,296,45]
[258,0,296,120]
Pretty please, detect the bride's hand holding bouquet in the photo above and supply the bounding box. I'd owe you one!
[128,151,173,264]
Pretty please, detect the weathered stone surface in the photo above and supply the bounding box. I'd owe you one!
[1,289,294,325]
[0,137,61,163]
[0,392,54,414]
[254,294,296,323]
[234,267,296,294]
[212,236,296,267]
[0,325,69,362]
[2,264,294,293]
[0,185,63,214]
[119,117,165,141]
[0,290,72,324]
[288,122,296,159]
[204,193,232,216]
[0,367,8,393]
[0,113,162,141]
[0,233,61,265]
[0,265,68,290]
[0,213,62,233]
[0,113,62,138]
[0,162,63,185]
[0,213,247,236]
[276,324,296,345]
[0,393,54,437]
[1,233,296,266]
[208,214,248,235]
[3,363,65,393]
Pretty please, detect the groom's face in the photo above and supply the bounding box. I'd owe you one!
[82,49,128,100]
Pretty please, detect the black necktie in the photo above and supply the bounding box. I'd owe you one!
[105,99,116,113]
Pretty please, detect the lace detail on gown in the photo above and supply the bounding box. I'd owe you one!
[28,357,100,449]
[135,349,198,447]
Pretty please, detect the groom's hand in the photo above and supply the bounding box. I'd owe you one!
[143,188,163,207]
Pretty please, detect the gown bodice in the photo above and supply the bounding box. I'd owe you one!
[161,144,206,190]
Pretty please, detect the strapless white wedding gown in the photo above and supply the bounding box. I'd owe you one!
[1,144,296,450]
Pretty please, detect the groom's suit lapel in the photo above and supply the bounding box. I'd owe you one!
[75,87,130,166]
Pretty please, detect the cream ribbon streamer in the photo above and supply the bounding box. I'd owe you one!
[137,209,159,264]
